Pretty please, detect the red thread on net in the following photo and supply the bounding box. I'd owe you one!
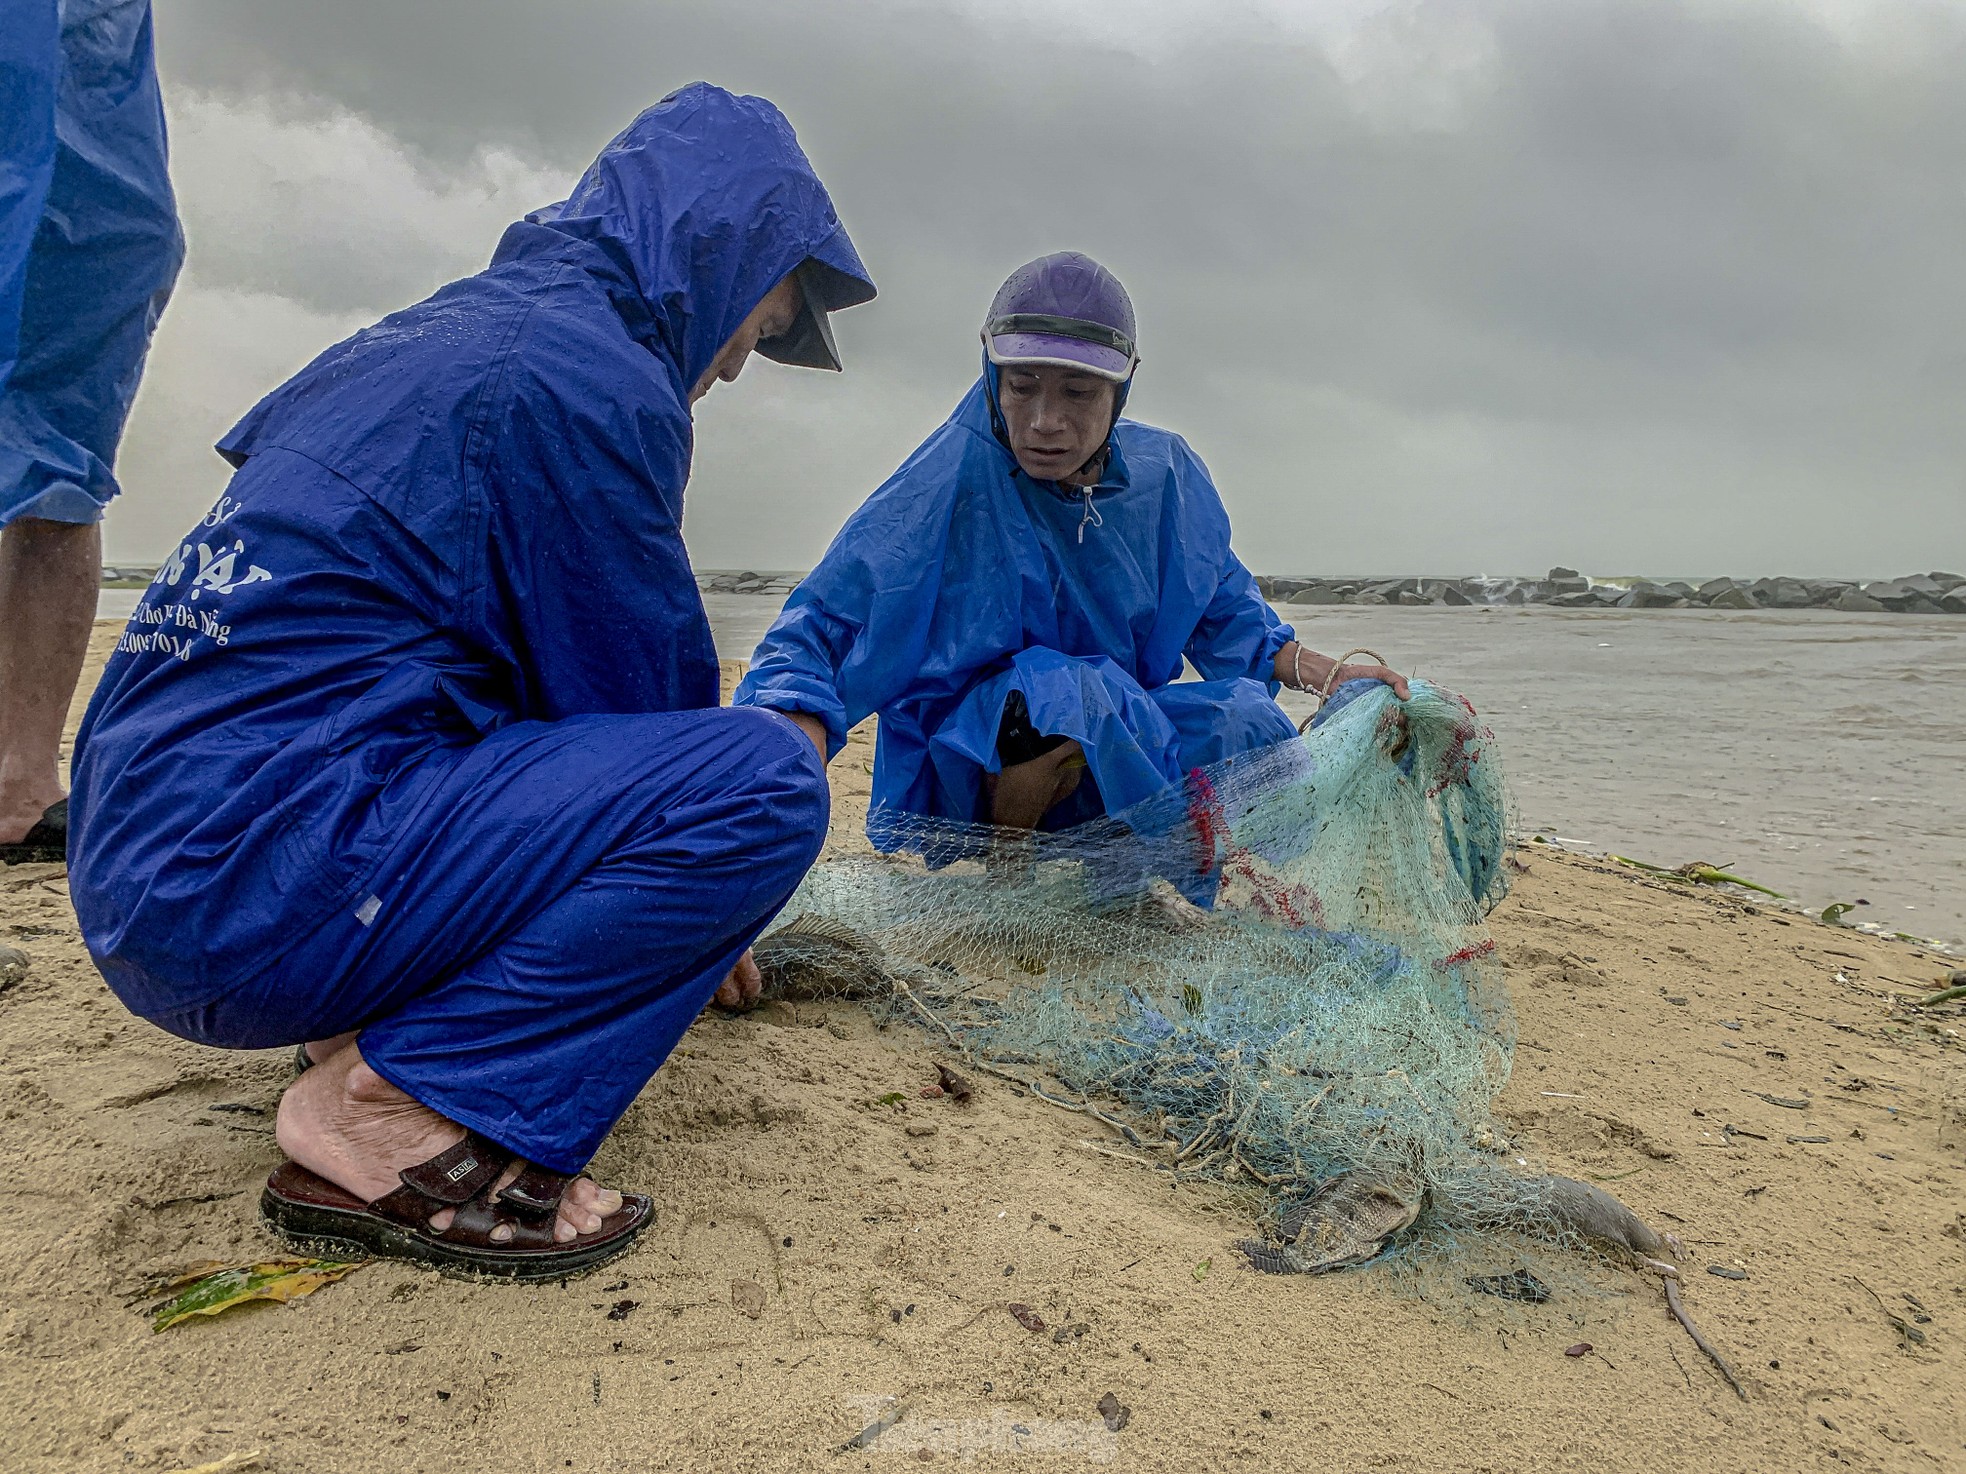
[1433,939,1497,971]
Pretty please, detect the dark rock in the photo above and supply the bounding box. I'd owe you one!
[1663,581,1695,598]
[1416,579,1452,603]
[1752,577,1815,609]
[1927,570,1966,592]
[1267,578,1312,598]
[1286,586,1346,606]
[1833,588,1887,613]
[1942,591,1966,614]
[1364,577,1417,599]
[1440,585,1473,606]
[0,943,28,992]
[1626,586,1685,609]
[1804,579,1854,603]
[1898,574,1944,597]
[1707,586,1757,610]
[1547,566,1582,580]
[1352,591,1390,605]
[1395,590,1431,606]
[1866,581,1942,612]
[1696,577,1741,602]
[1547,591,1600,608]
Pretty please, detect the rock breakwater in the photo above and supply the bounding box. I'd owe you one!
[1252,568,1966,613]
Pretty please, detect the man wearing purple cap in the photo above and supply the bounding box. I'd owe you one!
[736,252,1406,870]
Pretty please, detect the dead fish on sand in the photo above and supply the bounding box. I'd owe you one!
[1240,1170,1674,1277]
[750,915,891,1003]
[1237,1172,1424,1274]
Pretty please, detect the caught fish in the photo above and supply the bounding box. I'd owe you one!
[1237,1171,1424,1274]
[751,915,891,1002]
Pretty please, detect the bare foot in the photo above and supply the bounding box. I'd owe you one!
[988,740,1085,829]
[275,1043,621,1243]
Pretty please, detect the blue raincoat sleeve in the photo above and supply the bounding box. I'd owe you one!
[1186,547,1290,680]
[0,0,182,527]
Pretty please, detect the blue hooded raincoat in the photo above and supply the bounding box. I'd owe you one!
[734,367,1298,845]
[70,85,873,1170]
[1,0,182,527]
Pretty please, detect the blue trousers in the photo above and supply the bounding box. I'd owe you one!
[143,708,827,1173]
[925,646,1296,831]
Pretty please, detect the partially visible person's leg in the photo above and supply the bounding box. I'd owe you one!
[0,516,98,843]
[1,1,180,849]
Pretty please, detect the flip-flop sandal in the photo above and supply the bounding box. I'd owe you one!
[261,1131,652,1282]
[0,799,67,865]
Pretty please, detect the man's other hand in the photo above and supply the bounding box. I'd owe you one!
[714,949,763,1009]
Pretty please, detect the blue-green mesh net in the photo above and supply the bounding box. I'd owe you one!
[758,679,1535,1251]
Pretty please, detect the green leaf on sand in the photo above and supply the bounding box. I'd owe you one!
[1192,1256,1212,1283]
[1820,902,1855,924]
[147,1256,367,1332]
[1610,855,1785,898]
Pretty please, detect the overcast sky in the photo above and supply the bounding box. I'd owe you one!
[109,0,1964,578]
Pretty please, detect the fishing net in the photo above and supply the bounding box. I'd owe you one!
[756,678,1541,1261]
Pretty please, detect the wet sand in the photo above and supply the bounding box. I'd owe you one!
[2,634,1961,1472]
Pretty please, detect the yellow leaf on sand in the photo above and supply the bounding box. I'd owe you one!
[148,1257,368,1332]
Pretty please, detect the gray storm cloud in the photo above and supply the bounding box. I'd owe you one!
[107,0,1966,577]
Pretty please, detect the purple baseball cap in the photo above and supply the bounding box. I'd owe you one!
[983,252,1138,382]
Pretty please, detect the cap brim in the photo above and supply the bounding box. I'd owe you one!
[986,332,1133,381]
[756,254,875,373]
[755,263,843,371]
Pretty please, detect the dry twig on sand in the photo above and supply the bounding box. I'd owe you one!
[1661,1274,1747,1399]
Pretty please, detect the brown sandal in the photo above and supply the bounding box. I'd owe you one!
[260,1132,651,1281]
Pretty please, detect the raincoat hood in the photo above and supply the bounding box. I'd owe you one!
[494,82,875,392]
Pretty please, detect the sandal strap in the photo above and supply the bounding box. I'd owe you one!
[369,1130,508,1227]
[445,1193,561,1250]
[496,1162,572,1221]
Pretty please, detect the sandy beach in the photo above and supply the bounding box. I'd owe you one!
[2,629,1961,1473]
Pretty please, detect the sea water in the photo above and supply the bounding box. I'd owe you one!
[94,590,1966,946]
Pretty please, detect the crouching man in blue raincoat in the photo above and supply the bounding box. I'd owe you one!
[68,86,875,1280]
[734,252,1407,866]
